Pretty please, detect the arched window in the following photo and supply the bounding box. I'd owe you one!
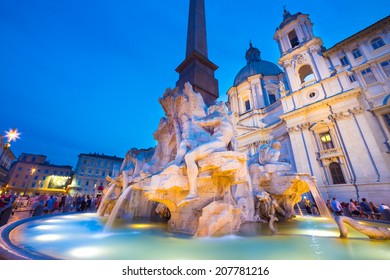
[329,162,346,184]
[371,37,385,50]
[288,30,299,48]
[298,65,315,84]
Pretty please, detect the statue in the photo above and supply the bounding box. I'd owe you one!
[181,101,236,203]
[259,140,282,165]
[253,191,288,233]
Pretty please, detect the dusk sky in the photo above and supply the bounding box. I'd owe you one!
[1,0,389,168]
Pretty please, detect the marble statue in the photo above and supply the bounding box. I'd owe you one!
[335,216,390,240]
[100,82,326,237]
[254,191,289,233]
[182,101,236,203]
[258,140,282,165]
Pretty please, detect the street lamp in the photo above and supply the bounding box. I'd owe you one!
[23,168,37,196]
[0,128,21,165]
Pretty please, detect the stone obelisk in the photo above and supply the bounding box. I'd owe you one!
[176,0,219,106]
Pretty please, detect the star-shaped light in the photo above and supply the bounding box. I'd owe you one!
[5,128,21,142]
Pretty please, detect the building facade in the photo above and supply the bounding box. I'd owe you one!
[228,9,390,204]
[72,153,123,196]
[6,153,72,195]
[0,138,16,191]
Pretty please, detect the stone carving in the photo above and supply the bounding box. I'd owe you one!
[335,216,390,240]
[254,191,288,233]
[100,83,327,237]
[101,82,253,236]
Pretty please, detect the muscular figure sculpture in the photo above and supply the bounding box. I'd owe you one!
[181,102,235,203]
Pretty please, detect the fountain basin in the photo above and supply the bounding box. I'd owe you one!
[0,213,389,260]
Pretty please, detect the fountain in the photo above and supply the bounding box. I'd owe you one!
[0,0,389,261]
[1,82,389,260]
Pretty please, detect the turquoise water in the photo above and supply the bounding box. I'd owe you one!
[11,213,390,260]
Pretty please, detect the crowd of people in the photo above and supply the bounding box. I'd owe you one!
[0,191,102,214]
[326,197,390,219]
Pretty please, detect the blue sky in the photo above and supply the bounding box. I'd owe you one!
[1,0,389,167]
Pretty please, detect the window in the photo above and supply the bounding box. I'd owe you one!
[31,157,36,162]
[361,67,377,84]
[348,74,356,83]
[380,60,390,77]
[371,37,385,50]
[86,181,89,186]
[269,92,276,104]
[384,114,390,127]
[244,99,251,111]
[34,176,38,180]
[320,132,334,150]
[18,167,22,171]
[340,56,349,66]
[298,65,315,84]
[54,170,57,175]
[288,30,299,48]
[102,171,106,177]
[45,170,49,174]
[352,48,362,59]
[329,162,346,184]
[308,92,317,99]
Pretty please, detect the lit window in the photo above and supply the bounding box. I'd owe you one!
[352,48,362,59]
[348,74,356,83]
[371,37,385,50]
[380,60,390,77]
[320,132,334,150]
[384,114,390,127]
[340,56,349,66]
[361,67,377,84]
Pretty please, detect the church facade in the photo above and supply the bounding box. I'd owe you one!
[227,9,390,204]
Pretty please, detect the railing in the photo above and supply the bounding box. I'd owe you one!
[300,79,316,88]
[318,147,344,159]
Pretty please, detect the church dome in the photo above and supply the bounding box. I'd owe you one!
[233,43,283,86]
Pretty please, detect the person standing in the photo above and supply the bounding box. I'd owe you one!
[330,197,343,215]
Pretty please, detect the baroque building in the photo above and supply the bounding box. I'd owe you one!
[71,153,123,196]
[228,9,390,204]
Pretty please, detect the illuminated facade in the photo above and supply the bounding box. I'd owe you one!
[72,153,123,196]
[0,138,16,190]
[6,153,72,194]
[228,9,390,203]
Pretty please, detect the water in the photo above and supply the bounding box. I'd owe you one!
[9,213,390,260]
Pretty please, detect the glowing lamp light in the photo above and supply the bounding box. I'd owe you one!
[5,128,21,142]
